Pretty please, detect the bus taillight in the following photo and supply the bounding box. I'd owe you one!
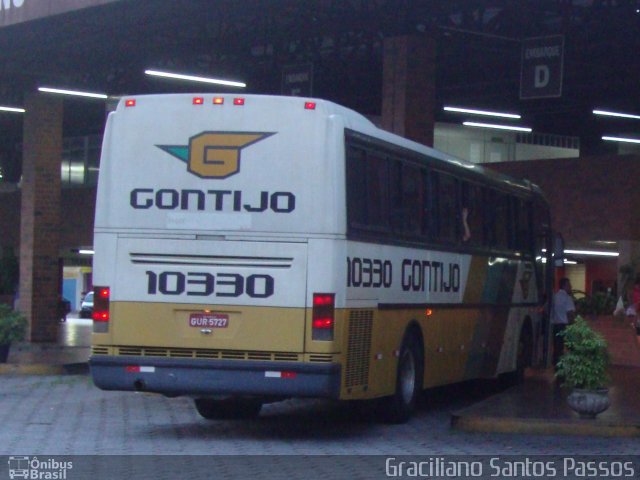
[312,293,334,341]
[92,286,110,322]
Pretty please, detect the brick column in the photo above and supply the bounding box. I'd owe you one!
[19,93,63,342]
[381,35,436,146]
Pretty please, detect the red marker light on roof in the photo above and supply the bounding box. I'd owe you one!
[193,97,204,105]
[213,97,224,105]
[125,99,136,107]
[233,98,245,106]
[304,102,316,110]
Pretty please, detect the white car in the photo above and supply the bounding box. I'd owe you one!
[80,292,94,318]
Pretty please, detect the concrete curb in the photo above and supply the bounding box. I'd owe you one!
[0,362,89,376]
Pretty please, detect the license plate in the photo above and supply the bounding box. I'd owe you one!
[188,313,229,328]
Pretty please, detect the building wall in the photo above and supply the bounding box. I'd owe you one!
[489,154,640,246]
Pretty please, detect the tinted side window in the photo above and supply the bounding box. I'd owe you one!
[365,153,390,230]
[432,172,458,244]
[485,190,509,250]
[346,147,390,232]
[461,182,485,246]
[346,146,367,227]
[494,193,510,250]
[514,198,532,253]
[390,161,422,236]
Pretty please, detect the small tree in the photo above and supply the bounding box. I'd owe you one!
[0,304,27,345]
[555,316,610,390]
[0,247,19,295]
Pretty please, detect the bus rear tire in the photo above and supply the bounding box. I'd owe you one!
[194,398,263,420]
[383,333,423,424]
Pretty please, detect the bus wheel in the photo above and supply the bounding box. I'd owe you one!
[194,398,263,420]
[383,334,423,424]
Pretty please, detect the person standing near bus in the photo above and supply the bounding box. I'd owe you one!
[551,277,576,367]
[630,275,640,334]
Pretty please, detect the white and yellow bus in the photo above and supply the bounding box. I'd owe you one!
[90,94,554,422]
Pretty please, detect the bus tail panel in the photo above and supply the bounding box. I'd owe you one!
[101,236,309,353]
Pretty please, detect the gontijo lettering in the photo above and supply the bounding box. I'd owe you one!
[130,188,296,212]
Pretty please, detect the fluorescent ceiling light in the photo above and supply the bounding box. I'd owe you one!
[463,121,532,132]
[593,109,640,120]
[78,249,94,255]
[38,87,108,99]
[564,249,619,257]
[602,135,640,144]
[0,105,25,113]
[444,106,521,119]
[540,258,578,264]
[145,69,246,88]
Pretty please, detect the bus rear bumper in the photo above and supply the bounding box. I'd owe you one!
[90,355,342,399]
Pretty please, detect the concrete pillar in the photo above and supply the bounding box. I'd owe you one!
[381,35,436,146]
[18,93,63,342]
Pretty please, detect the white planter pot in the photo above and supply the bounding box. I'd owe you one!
[566,388,610,419]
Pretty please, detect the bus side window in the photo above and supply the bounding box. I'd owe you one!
[389,160,403,233]
[421,169,431,238]
[403,164,422,235]
[483,189,494,246]
[461,182,484,247]
[346,146,368,228]
[390,160,421,236]
[484,189,509,250]
[432,172,458,244]
[365,152,390,231]
[513,198,532,253]
[494,193,510,250]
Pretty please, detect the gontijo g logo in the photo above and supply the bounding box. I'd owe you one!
[157,131,275,179]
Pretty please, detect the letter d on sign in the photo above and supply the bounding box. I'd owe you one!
[534,65,550,88]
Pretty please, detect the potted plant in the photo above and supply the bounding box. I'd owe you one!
[0,304,27,363]
[555,316,610,419]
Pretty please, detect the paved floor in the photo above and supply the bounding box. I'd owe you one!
[453,367,640,437]
[0,373,638,457]
[0,316,640,454]
[3,316,90,372]
[1,317,639,478]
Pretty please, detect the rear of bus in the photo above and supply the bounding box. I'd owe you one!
[90,94,356,408]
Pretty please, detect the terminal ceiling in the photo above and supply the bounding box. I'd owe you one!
[0,0,639,157]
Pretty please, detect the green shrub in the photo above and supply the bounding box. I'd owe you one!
[555,316,609,390]
[0,304,27,344]
[574,291,616,316]
[0,247,19,295]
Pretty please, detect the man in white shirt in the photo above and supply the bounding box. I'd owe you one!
[551,277,576,366]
